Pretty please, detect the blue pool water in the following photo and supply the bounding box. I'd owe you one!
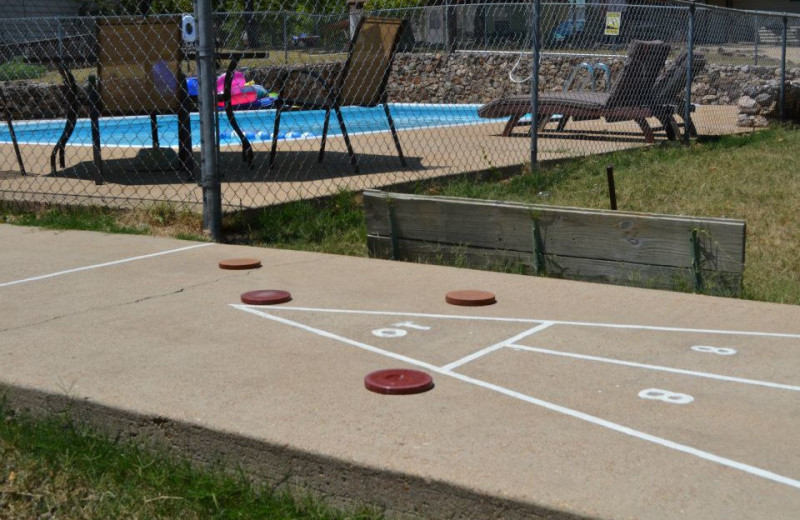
[2,104,495,148]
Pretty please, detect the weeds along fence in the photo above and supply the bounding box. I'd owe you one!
[0,0,799,235]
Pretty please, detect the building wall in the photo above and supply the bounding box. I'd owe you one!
[729,1,800,14]
[0,1,88,54]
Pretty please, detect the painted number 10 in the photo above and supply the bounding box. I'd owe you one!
[372,321,430,338]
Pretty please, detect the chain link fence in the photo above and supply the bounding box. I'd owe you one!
[1,1,798,227]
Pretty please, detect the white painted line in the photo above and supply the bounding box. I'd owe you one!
[0,243,214,288]
[441,322,555,372]
[252,305,800,340]
[251,305,551,324]
[231,303,800,491]
[508,344,800,393]
[232,305,443,372]
[559,320,800,340]
[445,371,800,490]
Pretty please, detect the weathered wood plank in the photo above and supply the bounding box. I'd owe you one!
[543,254,742,296]
[363,191,745,273]
[364,190,536,252]
[367,236,537,275]
[368,235,742,296]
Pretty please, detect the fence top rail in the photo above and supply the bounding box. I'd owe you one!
[4,2,800,23]
[639,0,800,20]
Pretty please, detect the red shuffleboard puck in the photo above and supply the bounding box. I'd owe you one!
[240,289,292,305]
[364,369,434,395]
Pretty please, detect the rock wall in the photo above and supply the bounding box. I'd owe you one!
[1,81,89,120]
[387,53,624,105]
[2,53,798,127]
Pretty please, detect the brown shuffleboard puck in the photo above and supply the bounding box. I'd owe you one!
[219,258,262,270]
[445,290,496,306]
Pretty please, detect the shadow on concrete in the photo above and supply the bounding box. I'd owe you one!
[45,149,426,186]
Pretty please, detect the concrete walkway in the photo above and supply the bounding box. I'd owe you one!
[1,224,799,519]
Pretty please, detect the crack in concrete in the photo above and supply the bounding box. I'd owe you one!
[133,287,185,304]
[0,276,230,335]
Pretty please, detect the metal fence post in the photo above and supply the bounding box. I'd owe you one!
[754,15,759,66]
[195,0,222,241]
[444,0,449,52]
[283,11,289,63]
[781,15,788,123]
[57,19,63,62]
[684,2,695,146]
[447,1,457,53]
[530,0,540,168]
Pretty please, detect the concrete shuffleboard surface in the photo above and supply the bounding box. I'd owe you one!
[1,224,799,519]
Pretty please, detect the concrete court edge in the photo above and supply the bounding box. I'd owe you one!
[0,384,593,520]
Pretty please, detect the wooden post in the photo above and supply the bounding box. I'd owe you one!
[606,165,617,210]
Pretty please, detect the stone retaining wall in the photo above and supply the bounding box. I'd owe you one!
[3,52,798,127]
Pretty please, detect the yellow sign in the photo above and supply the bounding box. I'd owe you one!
[605,12,621,36]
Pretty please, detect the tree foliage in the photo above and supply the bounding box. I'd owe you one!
[86,0,345,15]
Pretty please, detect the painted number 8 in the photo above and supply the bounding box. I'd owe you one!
[638,388,694,405]
[691,345,738,356]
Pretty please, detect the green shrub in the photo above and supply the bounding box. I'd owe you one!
[0,57,47,81]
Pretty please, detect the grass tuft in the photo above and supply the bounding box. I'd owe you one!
[225,190,367,256]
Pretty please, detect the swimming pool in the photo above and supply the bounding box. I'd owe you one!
[1,104,498,148]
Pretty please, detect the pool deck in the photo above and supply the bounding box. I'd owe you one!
[0,105,748,210]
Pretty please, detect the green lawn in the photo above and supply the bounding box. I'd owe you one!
[425,127,800,304]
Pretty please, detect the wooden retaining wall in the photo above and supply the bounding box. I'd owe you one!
[364,190,747,296]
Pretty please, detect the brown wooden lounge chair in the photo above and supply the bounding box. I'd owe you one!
[54,16,194,184]
[649,50,707,140]
[269,16,408,174]
[478,40,673,143]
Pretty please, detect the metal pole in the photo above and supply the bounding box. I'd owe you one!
[754,16,759,66]
[195,0,221,241]
[683,2,695,146]
[444,0,449,52]
[484,7,488,48]
[530,0,541,168]
[57,19,63,62]
[781,16,788,122]
[283,11,288,64]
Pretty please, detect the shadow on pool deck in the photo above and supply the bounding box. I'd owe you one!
[41,150,427,186]
[0,105,750,210]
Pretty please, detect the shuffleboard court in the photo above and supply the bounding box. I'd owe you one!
[1,223,799,520]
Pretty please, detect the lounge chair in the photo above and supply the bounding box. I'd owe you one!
[478,40,672,143]
[648,50,707,140]
[269,16,408,174]
[55,16,194,184]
